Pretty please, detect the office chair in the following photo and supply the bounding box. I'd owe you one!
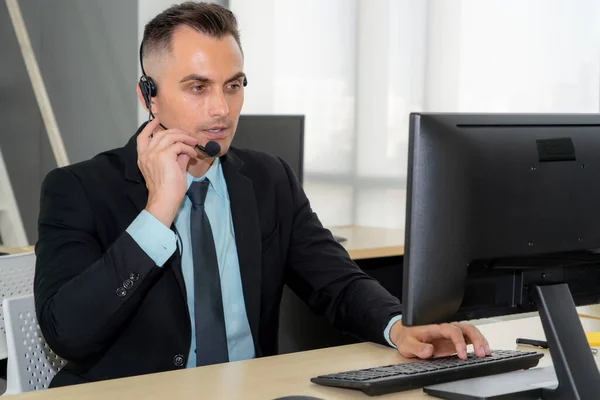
[0,252,35,360]
[3,294,66,394]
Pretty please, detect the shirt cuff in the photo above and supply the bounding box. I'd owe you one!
[384,315,403,348]
[126,210,177,267]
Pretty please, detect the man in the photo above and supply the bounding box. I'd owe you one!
[34,2,490,388]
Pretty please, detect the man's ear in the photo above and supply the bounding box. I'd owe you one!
[136,83,149,112]
[136,82,160,114]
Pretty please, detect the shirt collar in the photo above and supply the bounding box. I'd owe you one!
[185,157,226,200]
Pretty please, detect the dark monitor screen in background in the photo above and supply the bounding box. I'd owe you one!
[402,112,600,326]
[232,115,305,184]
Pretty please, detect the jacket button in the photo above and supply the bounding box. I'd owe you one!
[173,354,185,367]
[129,272,140,281]
[123,279,134,289]
[116,287,127,297]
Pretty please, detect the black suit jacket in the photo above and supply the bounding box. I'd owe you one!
[34,126,402,387]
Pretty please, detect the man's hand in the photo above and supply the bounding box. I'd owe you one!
[389,320,491,360]
[137,118,198,226]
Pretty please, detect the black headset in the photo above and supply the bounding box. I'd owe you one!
[138,40,247,121]
[138,43,159,120]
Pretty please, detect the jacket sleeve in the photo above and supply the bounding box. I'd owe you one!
[280,159,402,346]
[34,167,172,362]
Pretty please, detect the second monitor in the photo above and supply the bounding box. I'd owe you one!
[232,115,347,244]
[231,115,305,183]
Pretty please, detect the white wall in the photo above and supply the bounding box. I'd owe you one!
[427,0,600,113]
[1,0,138,242]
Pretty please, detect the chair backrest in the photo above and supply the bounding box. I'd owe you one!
[0,251,36,359]
[3,294,66,394]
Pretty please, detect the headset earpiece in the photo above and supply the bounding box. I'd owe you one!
[243,76,248,87]
[139,75,157,110]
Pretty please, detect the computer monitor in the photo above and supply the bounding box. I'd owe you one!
[232,115,304,184]
[402,113,600,326]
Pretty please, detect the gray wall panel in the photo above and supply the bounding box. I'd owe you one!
[0,0,138,243]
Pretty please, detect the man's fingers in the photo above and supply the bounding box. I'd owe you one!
[150,132,198,152]
[137,118,161,152]
[398,335,434,359]
[440,324,468,359]
[177,154,192,170]
[161,142,198,160]
[455,323,491,357]
[401,324,490,361]
[419,324,467,359]
[430,339,459,358]
[147,129,167,150]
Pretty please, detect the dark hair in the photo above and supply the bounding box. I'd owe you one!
[141,1,242,63]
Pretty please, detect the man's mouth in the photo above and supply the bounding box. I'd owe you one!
[205,126,226,132]
[202,126,228,139]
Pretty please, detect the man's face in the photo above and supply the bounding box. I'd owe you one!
[145,26,245,156]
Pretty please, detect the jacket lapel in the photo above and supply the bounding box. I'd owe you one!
[121,127,188,303]
[221,150,263,356]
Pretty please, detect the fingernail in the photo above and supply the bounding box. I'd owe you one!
[479,346,486,357]
[485,345,492,355]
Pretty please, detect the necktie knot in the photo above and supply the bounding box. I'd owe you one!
[187,179,210,207]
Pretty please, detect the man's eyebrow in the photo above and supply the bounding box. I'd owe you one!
[225,72,246,82]
[179,72,246,84]
[179,74,211,84]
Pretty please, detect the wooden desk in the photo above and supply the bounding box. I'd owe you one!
[8,305,600,399]
[0,245,34,255]
[330,226,404,260]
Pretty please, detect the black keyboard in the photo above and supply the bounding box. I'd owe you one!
[311,349,543,396]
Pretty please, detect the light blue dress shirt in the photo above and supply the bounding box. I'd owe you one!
[126,158,255,367]
[126,158,401,363]
[384,315,403,348]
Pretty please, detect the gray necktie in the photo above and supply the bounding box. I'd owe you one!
[187,179,229,366]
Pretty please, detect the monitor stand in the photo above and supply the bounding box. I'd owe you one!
[533,283,600,399]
